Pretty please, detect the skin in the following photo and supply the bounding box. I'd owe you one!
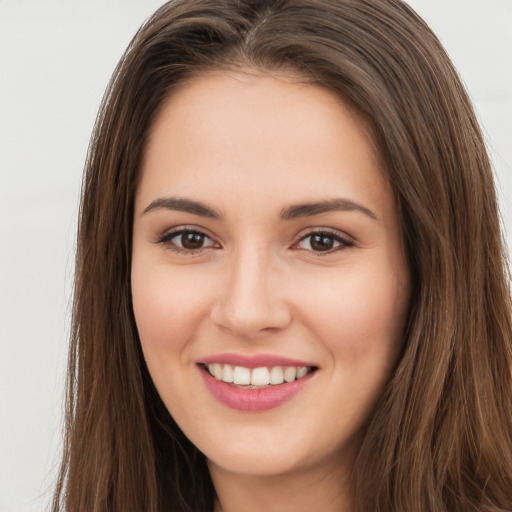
[131,71,411,512]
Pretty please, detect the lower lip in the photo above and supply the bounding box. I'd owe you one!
[199,367,315,412]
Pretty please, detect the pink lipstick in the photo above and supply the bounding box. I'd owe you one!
[198,354,317,412]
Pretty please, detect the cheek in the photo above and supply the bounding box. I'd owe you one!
[130,266,202,409]
[132,276,176,353]
[131,258,197,354]
[298,263,409,362]
[131,256,222,385]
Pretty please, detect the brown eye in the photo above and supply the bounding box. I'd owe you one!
[296,231,352,253]
[310,234,336,251]
[180,232,207,250]
[160,229,217,253]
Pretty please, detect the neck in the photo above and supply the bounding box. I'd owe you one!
[209,453,355,512]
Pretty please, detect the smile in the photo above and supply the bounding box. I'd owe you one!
[205,363,313,387]
[198,357,318,412]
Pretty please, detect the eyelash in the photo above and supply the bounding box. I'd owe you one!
[293,229,354,255]
[157,228,354,255]
[157,228,218,254]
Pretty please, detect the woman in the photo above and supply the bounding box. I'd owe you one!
[52,0,512,510]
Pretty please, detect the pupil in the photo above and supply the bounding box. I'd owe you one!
[311,234,334,251]
[181,232,204,249]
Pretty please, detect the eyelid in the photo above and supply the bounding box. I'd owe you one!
[154,225,353,255]
[156,225,220,253]
[291,228,354,254]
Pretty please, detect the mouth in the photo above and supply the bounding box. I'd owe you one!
[202,363,317,388]
[197,356,318,412]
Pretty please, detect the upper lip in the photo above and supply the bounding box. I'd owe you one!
[198,353,317,369]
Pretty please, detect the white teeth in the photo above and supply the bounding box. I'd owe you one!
[213,363,223,380]
[222,364,234,383]
[206,363,312,386]
[251,367,270,386]
[297,367,308,379]
[283,366,297,383]
[269,366,284,385]
[233,366,251,385]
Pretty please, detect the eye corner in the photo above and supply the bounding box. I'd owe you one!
[291,229,354,255]
[156,226,221,255]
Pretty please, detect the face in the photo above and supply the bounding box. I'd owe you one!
[131,71,410,481]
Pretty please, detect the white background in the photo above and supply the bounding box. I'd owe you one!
[0,1,511,510]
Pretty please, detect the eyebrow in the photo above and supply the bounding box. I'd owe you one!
[281,198,379,221]
[143,197,221,218]
[142,196,379,221]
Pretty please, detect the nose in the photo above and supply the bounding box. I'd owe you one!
[210,247,292,339]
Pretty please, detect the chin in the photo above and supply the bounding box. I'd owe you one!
[205,446,308,478]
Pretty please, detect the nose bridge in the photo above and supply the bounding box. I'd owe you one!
[211,242,291,337]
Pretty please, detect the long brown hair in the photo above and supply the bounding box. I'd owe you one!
[53,1,512,510]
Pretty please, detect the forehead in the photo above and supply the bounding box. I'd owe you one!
[137,71,393,220]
